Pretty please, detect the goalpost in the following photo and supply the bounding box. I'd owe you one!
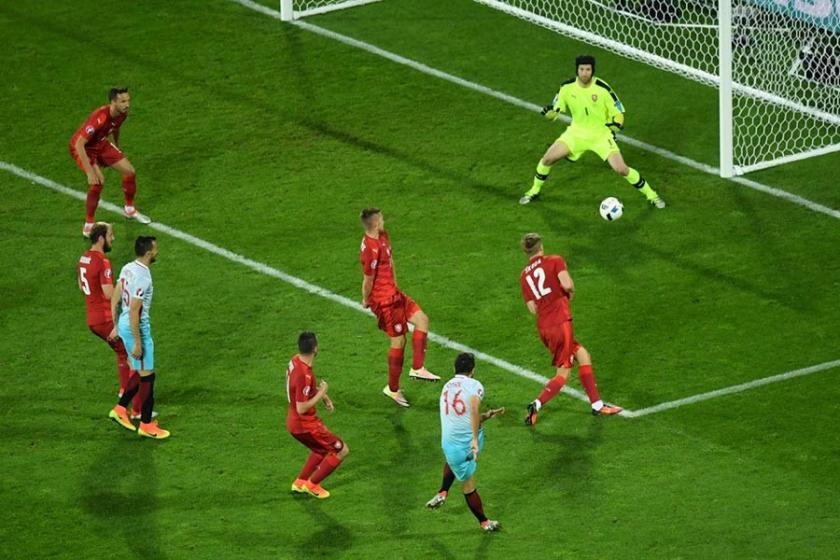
[278,0,382,21]
[287,0,838,176]
[475,0,840,176]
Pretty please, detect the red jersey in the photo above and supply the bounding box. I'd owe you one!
[285,355,320,433]
[520,254,572,327]
[360,230,399,305]
[69,105,127,150]
[78,250,114,326]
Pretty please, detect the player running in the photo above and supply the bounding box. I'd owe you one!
[519,55,665,209]
[424,353,503,532]
[108,236,169,439]
[287,332,349,499]
[519,233,623,423]
[359,208,439,408]
[77,222,142,415]
[69,87,151,238]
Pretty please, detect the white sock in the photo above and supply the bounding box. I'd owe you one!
[532,399,542,411]
[591,400,604,411]
[124,205,135,213]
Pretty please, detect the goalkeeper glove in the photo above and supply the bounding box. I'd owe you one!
[540,104,559,121]
[606,114,625,132]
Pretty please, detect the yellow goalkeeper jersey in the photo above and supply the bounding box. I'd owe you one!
[552,77,624,137]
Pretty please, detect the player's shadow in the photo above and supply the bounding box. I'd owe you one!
[80,433,167,559]
[294,500,353,558]
[378,410,423,537]
[527,415,603,497]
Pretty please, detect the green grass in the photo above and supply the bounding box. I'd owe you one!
[2,1,839,558]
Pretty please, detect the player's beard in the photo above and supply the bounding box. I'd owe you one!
[104,242,112,253]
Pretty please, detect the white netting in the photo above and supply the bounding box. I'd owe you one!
[292,0,381,18]
[476,0,840,174]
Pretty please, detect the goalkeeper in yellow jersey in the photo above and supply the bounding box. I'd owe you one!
[519,55,665,208]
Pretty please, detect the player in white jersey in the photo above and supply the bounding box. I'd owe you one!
[107,236,170,439]
[425,353,504,532]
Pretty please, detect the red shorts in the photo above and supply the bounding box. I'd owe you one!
[539,320,580,369]
[291,422,344,455]
[89,321,128,358]
[370,292,420,338]
[70,141,125,171]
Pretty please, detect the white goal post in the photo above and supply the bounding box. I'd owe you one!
[476,0,840,176]
[279,0,382,21]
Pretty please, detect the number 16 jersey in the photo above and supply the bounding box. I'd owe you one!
[439,374,484,446]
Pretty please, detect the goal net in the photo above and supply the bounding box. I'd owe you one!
[475,0,840,175]
[280,0,382,20]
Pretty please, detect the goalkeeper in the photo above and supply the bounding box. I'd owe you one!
[519,55,665,209]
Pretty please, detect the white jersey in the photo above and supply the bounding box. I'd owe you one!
[439,375,484,446]
[117,260,153,331]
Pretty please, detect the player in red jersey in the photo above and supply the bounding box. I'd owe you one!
[519,233,623,423]
[359,208,440,408]
[286,332,349,499]
[69,87,151,238]
[77,222,141,415]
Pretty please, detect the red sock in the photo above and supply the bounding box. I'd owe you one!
[117,355,131,393]
[387,347,404,392]
[85,183,102,222]
[128,371,143,416]
[122,175,136,207]
[297,451,325,481]
[537,374,567,406]
[464,490,488,523]
[309,453,343,485]
[578,364,601,404]
[411,330,427,370]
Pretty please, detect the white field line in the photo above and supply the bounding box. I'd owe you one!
[230,0,840,221]
[10,4,839,416]
[0,161,593,408]
[625,359,840,418]
[5,162,837,416]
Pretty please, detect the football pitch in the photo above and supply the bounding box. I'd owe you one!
[2,1,839,558]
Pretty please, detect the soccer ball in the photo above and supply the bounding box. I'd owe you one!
[599,197,624,221]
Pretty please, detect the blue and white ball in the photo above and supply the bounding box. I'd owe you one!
[599,197,624,221]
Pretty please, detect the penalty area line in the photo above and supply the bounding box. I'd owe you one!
[625,358,840,418]
[5,160,835,417]
[0,161,598,410]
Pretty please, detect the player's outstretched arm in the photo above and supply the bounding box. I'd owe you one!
[481,407,506,423]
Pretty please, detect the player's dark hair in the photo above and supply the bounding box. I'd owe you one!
[454,352,476,375]
[575,55,596,73]
[89,222,110,245]
[134,235,156,257]
[521,233,543,256]
[298,331,318,354]
[109,87,129,101]
[360,207,381,226]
